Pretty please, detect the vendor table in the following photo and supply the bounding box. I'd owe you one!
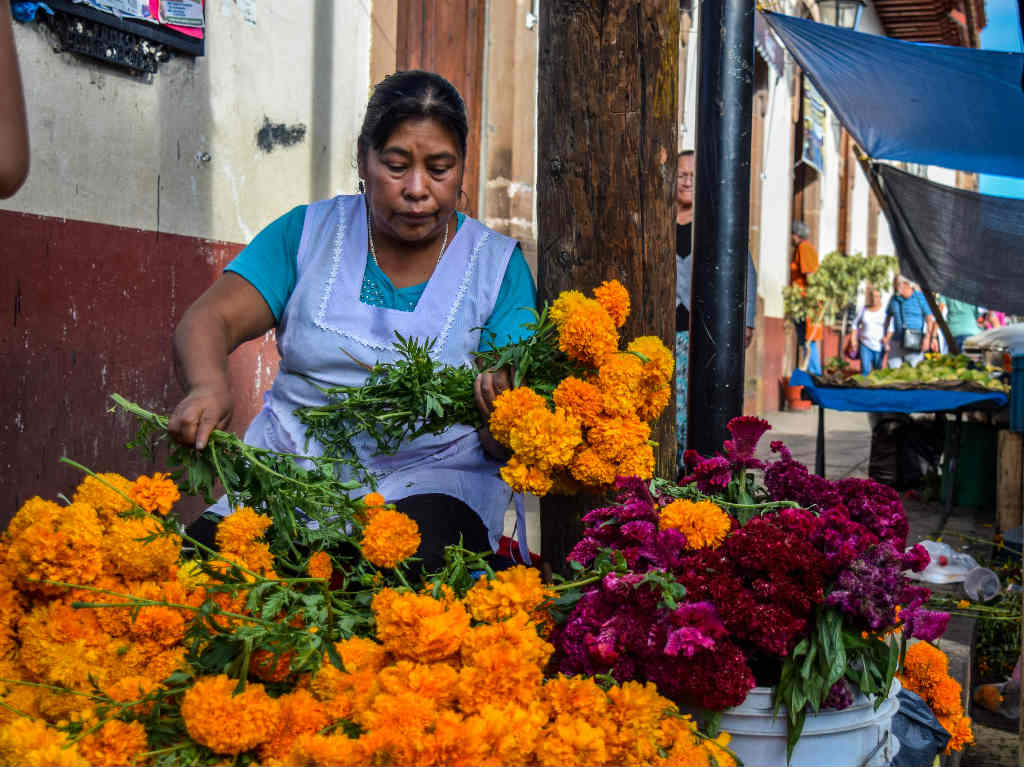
[789,369,1008,516]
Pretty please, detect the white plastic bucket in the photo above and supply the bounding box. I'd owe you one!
[712,679,901,767]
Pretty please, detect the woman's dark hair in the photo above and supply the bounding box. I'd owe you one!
[358,70,468,164]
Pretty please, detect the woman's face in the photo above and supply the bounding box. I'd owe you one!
[676,154,694,208]
[362,117,464,245]
[870,289,881,306]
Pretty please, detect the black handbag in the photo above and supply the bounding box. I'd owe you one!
[898,301,923,351]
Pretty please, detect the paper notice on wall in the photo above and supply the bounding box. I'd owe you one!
[72,0,155,21]
[159,0,204,27]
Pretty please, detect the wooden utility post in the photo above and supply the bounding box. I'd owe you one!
[537,1,678,572]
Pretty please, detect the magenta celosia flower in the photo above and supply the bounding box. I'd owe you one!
[823,679,855,710]
[663,601,727,657]
[680,453,732,493]
[723,415,771,470]
[901,606,951,641]
[900,543,931,573]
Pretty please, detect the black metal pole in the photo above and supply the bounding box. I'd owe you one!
[816,406,826,477]
[687,0,754,455]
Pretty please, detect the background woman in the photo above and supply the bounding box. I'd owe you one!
[850,287,886,375]
[169,71,537,570]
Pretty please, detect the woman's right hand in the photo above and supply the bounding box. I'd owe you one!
[168,381,233,450]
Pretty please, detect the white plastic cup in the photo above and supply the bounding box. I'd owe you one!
[963,567,1001,602]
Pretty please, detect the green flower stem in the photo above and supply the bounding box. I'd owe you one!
[0,677,95,697]
[934,529,1022,556]
[0,697,39,720]
[552,574,602,592]
[137,743,191,760]
[58,456,141,510]
[33,579,276,627]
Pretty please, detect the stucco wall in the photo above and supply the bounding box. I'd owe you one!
[3,1,370,239]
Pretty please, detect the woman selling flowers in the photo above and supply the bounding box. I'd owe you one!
[168,71,536,569]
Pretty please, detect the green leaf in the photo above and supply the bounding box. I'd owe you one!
[786,707,807,764]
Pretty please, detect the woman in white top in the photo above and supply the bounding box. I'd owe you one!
[850,287,887,375]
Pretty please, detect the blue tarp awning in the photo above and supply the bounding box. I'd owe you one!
[763,12,1024,178]
[790,369,1008,413]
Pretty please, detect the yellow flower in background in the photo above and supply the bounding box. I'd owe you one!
[8,499,104,589]
[659,499,732,550]
[372,589,470,663]
[636,385,671,424]
[956,599,970,608]
[588,416,651,463]
[71,473,134,521]
[104,514,181,581]
[617,443,656,481]
[558,299,620,368]
[177,560,207,590]
[361,508,421,568]
[0,717,85,767]
[596,353,647,418]
[593,279,631,328]
[627,335,674,385]
[507,407,582,472]
[489,386,548,445]
[553,376,604,427]
[549,290,588,325]
[307,550,333,581]
[215,506,272,553]
[465,565,554,623]
[78,719,148,767]
[569,447,618,487]
[180,674,280,755]
[501,456,554,496]
[129,472,181,516]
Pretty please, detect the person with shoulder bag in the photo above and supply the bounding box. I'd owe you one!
[882,276,934,368]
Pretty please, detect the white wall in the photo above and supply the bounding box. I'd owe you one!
[758,57,796,319]
[3,0,370,243]
[817,114,841,256]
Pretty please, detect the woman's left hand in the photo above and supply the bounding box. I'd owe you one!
[474,367,511,420]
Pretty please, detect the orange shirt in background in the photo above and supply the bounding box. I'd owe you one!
[790,239,819,287]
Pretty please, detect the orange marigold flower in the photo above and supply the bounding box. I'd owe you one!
[500,456,554,496]
[464,566,554,623]
[361,508,420,568]
[901,641,949,693]
[593,279,631,328]
[628,335,674,384]
[8,499,104,591]
[363,491,386,507]
[102,675,161,714]
[542,674,611,720]
[930,675,963,717]
[289,733,365,766]
[128,604,186,647]
[251,646,296,683]
[377,660,460,707]
[180,675,280,755]
[636,383,671,422]
[956,599,970,608]
[489,387,548,446]
[307,550,333,581]
[215,506,272,553]
[536,714,609,767]
[0,717,85,766]
[553,377,605,427]
[334,636,391,674]
[373,588,470,663]
[558,299,620,368]
[79,719,148,767]
[588,416,651,463]
[71,473,134,521]
[659,499,732,550]
[507,407,582,472]
[260,687,334,763]
[596,353,647,417]
[569,447,618,487]
[104,514,181,581]
[938,713,974,754]
[549,290,588,325]
[129,472,180,516]
[616,443,656,481]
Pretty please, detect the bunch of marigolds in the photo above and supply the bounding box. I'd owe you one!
[0,472,734,766]
[491,280,674,496]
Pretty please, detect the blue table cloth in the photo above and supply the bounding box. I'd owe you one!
[791,369,1008,414]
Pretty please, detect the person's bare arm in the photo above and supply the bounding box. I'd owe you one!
[169,273,275,449]
[473,367,512,460]
[0,3,29,199]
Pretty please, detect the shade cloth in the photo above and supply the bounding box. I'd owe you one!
[762,12,1024,178]
[790,369,1007,413]
[875,164,1024,315]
